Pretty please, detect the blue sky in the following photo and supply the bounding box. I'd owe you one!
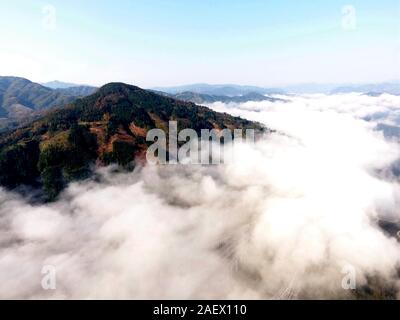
[0,0,399,87]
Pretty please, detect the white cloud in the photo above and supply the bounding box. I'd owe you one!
[0,93,400,299]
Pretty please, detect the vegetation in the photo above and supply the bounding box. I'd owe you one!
[102,141,136,168]
[0,82,265,200]
[0,140,40,188]
[0,76,75,112]
[0,76,98,132]
[37,125,98,200]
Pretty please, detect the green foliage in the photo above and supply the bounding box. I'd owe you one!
[103,99,155,137]
[38,125,98,199]
[113,141,136,166]
[48,107,79,132]
[40,166,65,201]
[68,124,98,158]
[0,76,76,112]
[103,141,136,168]
[0,140,40,188]
[0,81,265,201]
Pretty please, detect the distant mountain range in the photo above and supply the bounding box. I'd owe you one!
[0,82,265,200]
[154,91,286,104]
[1,76,399,134]
[153,82,400,96]
[54,86,98,97]
[42,80,98,98]
[0,77,98,131]
[0,77,285,132]
[42,80,78,89]
[281,83,341,94]
[1,76,399,201]
[330,82,400,95]
[0,77,72,113]
[42,80,94,89]
[153,83,284,96]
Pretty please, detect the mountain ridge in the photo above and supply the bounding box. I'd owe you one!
[42,80,94,89]
[153,83,284,96]
[0,82,266,200]
[0,76,98,131]
[164,91,286,104]
[330,82,400,95]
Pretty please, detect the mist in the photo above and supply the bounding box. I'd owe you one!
[1,93,400,299]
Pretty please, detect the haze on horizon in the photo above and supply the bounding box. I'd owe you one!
[0,0,399,88]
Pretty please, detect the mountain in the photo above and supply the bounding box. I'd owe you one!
[282,83,341,94]
[55,86,98,96]
[331,82,400,95]
[152,83,284,96]
[168,91,286,104]
[42,80,84,89]
[43,80,98,96]
[153,82,400,96]
[0,77,76,129]
[0,82,265,200]
[42,80,77,89]
[0,77,98,132]
[0,76,76,112]
[276,82,400,95]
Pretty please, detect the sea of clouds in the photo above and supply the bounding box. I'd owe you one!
[1,93,400,299]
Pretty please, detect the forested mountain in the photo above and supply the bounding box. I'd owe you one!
[0,82,265,200]
[0,77,97,131]
[0,76,73,113]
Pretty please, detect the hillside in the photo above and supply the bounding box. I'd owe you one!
[0,77,97,131]
[0,82,265,200]
[0,77,74,113]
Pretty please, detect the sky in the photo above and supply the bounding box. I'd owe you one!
[0,0,399,88]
